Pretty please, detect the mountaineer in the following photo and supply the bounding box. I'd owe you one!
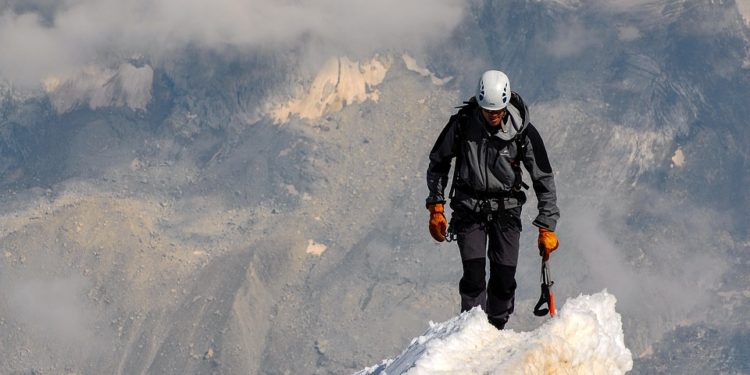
[425,70,560,329]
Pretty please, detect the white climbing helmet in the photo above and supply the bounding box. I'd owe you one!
[476,70,511,111]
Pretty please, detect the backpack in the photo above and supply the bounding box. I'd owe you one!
[447,94,530,200]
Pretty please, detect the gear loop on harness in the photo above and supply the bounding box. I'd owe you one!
[444,225,457,242]
[444,212,461,243]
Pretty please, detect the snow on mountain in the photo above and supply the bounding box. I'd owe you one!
[357,292,632,375]
[0,0,748,374]
[270,56,390,123]
[738,0,750,24]
[401,54,453,86]
[268,53,452,124]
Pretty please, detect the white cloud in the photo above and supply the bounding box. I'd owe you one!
[597,0,655,12]
[617,25,641,41]
[0,0,465,88]
[543,22,599,58]
[4,273,110,362]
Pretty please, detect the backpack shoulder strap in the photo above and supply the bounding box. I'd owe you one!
[447,97,476,199]
[511,127,530,191]
[506,91,531,192]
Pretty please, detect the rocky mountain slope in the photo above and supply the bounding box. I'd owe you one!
[1,0,748,374]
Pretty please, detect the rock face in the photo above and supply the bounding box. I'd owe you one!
[44,63,154,114]
[0,1,748,374]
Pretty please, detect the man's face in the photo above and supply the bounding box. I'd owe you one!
[481,107,506,127]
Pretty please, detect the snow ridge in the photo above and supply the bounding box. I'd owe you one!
[356,291,632,375]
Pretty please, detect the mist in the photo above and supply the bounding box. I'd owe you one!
[0,0,464,88]
[0,0,748,373]
[1,270,111,369]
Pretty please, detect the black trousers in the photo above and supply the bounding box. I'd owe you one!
[453,208,521,329]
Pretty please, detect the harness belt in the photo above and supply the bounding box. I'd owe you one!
[454,185,514,201]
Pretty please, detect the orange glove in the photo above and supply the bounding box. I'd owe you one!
[538,227,559,261]
[427,203,447,242]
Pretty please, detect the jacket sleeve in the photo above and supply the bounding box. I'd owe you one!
[425,116,460,206]
[521,123,560,231]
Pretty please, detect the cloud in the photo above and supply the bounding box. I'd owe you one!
[597,0,655,12]
[539,0,656,13]
[543,21,600,59]
[2,273,111,364]
[557,194,731,352]
[0,0,465,88]
[8,275,95,342]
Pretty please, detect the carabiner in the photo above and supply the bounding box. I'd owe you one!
[444,225,457,243]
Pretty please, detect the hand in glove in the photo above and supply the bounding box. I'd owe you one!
[427,203,447,242]
[538,227,559,261]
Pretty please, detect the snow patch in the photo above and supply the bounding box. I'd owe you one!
[306,240,327,256]
[738,0,750,26]
[270,56,390,123]
[401,54,453,86]
[45,63,153,113]
[671,148,685,168]
[356,291,632,375]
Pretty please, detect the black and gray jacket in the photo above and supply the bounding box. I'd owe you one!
[426,93,560,231]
